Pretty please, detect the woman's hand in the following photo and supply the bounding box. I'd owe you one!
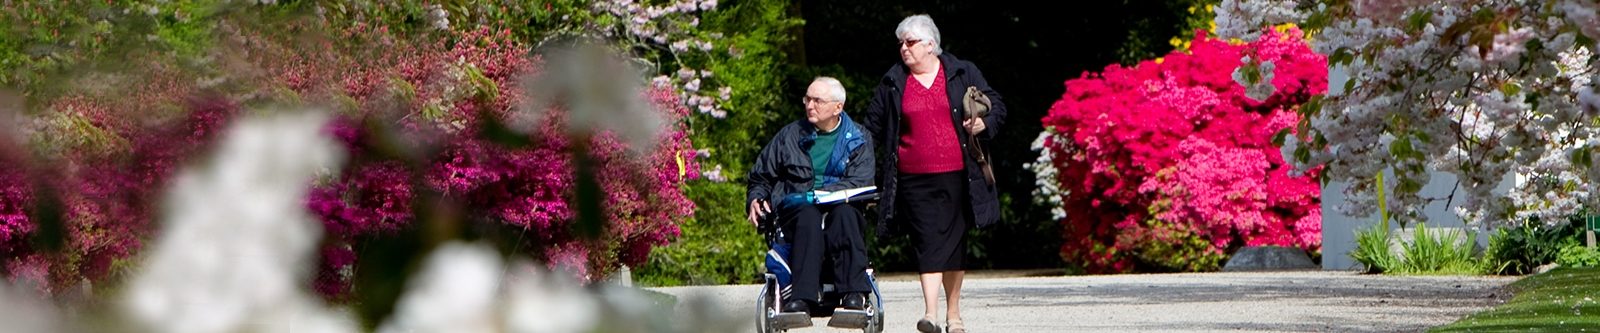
[747,199,771,227]
[963,118,987,135]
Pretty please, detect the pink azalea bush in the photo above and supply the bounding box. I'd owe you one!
[0,144,33,266]
[0,90,234,293]
[244,25,698,296]
[2,23,698,296]
[1038,27,1325,273]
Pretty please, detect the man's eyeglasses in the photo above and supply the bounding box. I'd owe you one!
[803,96,836,105]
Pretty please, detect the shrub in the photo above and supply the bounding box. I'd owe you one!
[634,181,763,286]
[1484,220,1581,275]
[634,0,807,283]
[0,94,233,294]
[304,0,810,286]
[1557,244,1600,268]
[246,24,700,291]
[1033,27,1326,273]
[1395,225,1480,275]
[1352,223,1482,275]
[2,6,701,296]
[0,0,216,97]
[1350,224,1397,274]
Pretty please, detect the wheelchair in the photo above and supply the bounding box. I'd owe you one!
[754,191,884,333]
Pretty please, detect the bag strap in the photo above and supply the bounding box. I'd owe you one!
[968,133,994,185]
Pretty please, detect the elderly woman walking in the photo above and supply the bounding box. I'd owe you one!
[862,14,1006,333]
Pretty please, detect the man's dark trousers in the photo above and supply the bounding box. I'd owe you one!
[780,203,871,303]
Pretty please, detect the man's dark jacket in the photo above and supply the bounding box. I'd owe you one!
[746,113,875,210]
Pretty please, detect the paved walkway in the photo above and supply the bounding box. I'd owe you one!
[651,271,1516,333]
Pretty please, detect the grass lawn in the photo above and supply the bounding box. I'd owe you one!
[1432,267,1600,332]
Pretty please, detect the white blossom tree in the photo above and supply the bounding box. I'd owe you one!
[1219,0,1600,227]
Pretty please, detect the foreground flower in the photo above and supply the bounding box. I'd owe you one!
[121,111,354,333]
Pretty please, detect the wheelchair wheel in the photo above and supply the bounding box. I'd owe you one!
[859,292,883,333]
[864,270,885,333]
[863,303,883,333]
[756,279,774,333]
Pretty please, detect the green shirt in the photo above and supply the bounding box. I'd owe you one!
[809,128,839,189]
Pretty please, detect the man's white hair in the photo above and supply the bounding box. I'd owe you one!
[895,15,943,56]
[813,76,846,103]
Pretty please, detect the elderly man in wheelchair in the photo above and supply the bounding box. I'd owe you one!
[747,77,878,330]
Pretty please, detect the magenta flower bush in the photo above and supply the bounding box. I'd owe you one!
[0,150,32,259]
[1035,27,1326,273]
[0,90,234,293]
[3,24,698,296]
[245,25,699,295]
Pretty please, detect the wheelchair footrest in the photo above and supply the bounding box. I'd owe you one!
[827,309,871,329]
[773,312,813,330]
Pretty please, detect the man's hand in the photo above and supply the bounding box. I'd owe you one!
[963,118,987,135]
[747,199,771,227]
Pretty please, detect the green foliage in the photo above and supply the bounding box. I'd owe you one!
[1352,223,1484,275]
[1126,219,1227,272]
[1484,220,1581,275]
[1397,225,1481,275]
[978,192,1064,269]
[632,0,812,286]
[1432,267,1600,332]
[1557,243,1600,268]
[0,0,220,101]
[308,0,802,181]
[634,181,764,286]
[691,0,804,178]
[30,110,129,157]
[1115,0,1221,64]
[259,0,807,286]
[865,218,918,272]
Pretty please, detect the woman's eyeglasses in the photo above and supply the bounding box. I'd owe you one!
[900,39,923,48]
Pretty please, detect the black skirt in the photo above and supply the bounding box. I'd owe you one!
[896,170,970,273]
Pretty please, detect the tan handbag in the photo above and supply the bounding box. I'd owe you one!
[962,86,995,185]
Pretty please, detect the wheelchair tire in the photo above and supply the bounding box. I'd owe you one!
[865,270,885,333]
[864,305,884,333]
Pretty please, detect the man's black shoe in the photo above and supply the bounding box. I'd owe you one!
[841,292,868,310]
[782,299,810,313]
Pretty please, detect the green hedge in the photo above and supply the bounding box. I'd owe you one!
[635,181,764,286]
[1,0,219,101]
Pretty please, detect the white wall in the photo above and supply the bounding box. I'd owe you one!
[1320,171,1508,270]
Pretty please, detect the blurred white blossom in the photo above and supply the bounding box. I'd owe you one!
[379,243,505,333]
[0,282,61,333]
[501,260,603,333]
[7,104,741,333]
[426,4,451,31]
[518,42,665,152]
[121,111,356,333]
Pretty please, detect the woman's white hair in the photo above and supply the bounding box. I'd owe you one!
[895,15,942,56]
[813,76,847,103]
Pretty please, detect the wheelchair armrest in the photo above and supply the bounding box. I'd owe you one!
[842,192,878,203]
[759,191,877,242]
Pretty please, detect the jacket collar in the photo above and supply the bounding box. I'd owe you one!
[804,113,862,141]
[884,53,966,86]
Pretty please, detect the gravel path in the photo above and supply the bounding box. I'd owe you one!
[650,271,1516,333]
